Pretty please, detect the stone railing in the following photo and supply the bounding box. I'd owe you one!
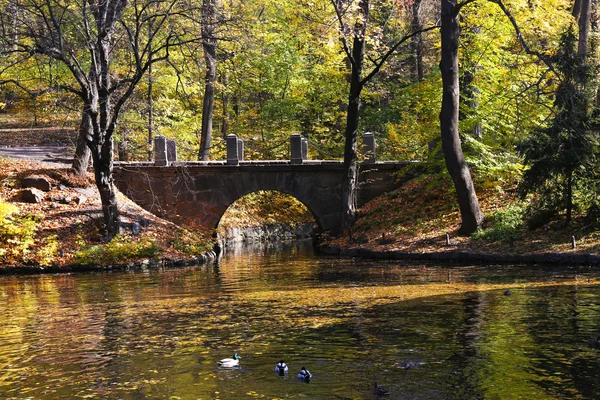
[152,132,378,167]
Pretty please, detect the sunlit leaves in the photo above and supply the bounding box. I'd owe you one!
[0,198,37,262]
[219,190,314,234]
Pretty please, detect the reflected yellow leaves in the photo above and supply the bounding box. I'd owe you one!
[243,280,600,309]
[3,260,600,399]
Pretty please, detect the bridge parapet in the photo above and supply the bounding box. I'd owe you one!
[153,132,378,166]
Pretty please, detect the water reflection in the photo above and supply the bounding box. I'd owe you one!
[1,243,600,399]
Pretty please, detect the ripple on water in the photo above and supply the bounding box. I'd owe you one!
[2,245,600,399]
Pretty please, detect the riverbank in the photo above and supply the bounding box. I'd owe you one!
[320,176,600,266]
[0,158,217,274]
[319,245,600,266]
[219,223,315,247]
[4,157,600,275]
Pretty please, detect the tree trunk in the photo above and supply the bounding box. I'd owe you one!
[72,110,92,176]
[221,71,229,137]
[578,0,591,57]
[340,75,362,231]
[198,0,219,161]
[439,0,484,235]
[9,1,18,51]
[573,0,583,19]
[147,49,154,161]
[591,0,599,55]
[410,0,424,82]
[566,169,573,222]
[591,0,600,105]
[91,137,121,240]
[340,0,369,232]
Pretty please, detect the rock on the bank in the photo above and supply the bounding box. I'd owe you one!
[21,188,45,203]
[22,175,51,191]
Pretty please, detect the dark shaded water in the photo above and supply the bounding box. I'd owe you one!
[2,241,600,399]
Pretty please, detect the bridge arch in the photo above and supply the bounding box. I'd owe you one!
[113,161,408,235]
[216,190,318,234]
[195,166,343,232]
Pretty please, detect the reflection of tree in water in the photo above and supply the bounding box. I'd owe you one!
[523,286,600,399]
[5,261,600,398]
[444,291,486,399]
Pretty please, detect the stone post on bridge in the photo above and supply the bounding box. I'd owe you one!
[154,135,168,166]
[362,132,376,163]
[167,139,177,163]
[237,138,244,161]
[291,134,308,164]
[302,137,308,161]
[227,134,240,165]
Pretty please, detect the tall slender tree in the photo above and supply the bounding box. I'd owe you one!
[335,0,369,231]
[198,0,221,161]
[439,0,484,235]
[577,0,592,57]
[410,0,425,82]
[333,0,438,231]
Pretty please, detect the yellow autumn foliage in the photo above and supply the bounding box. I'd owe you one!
[0,198,37,262]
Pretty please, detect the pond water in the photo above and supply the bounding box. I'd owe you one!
[2,241,600,399]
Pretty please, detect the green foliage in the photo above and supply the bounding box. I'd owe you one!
[517,28,600,223]
[473,203,525,242]
[368,74,442,161]
[464,136,524,188]
[170,230,213,256]
[74,235,161,266]
[0,199,37,261]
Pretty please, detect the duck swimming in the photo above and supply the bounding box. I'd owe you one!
[297,366,312,382]
[218,353,240,368]
[371,382,390,398]
[274,361,288,375]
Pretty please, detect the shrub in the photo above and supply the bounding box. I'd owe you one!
[37,235,59,266]
[74,234,161,265]
[473,203,525,242]
[170,230,213,256]
[0,199,37,261]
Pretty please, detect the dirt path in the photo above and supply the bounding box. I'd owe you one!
[0,125,75,145]
[0,146,73,166]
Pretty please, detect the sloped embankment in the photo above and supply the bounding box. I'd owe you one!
[0,158,216,273]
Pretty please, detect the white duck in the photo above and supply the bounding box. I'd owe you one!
[274,360,288,375]
[218,353,240,368]
[297,366,312,381]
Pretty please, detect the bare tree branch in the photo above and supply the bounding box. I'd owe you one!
[489,0,556,74]
[331,0,355,67]
[362,24,440,85]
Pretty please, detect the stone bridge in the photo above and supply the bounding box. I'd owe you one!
[113,134,414,234]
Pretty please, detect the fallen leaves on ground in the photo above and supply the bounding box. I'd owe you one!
[327,176,600,256]
[0,158,213,268]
